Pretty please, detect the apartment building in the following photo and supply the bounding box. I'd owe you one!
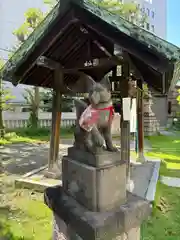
[124,0,167,39]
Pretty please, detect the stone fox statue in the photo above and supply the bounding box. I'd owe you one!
[74,74,118,153]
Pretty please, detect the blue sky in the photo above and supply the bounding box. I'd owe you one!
[167,0,180,46]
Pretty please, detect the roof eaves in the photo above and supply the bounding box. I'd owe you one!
[77,0,180,62]
[1,1,61,81]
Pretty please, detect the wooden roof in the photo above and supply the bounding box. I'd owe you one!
[1,0,180,93]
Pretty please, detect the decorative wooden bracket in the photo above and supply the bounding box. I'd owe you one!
[36,56,61,70]
[36,55,117,74]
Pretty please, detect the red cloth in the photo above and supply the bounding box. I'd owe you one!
[79,105,115,132]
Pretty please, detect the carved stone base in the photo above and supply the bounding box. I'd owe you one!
[53,215,140,240]
[68,147,121,167]
[44,186,151,240]
[62,156,126,212]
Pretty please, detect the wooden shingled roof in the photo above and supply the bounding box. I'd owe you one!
[1,0,180,93]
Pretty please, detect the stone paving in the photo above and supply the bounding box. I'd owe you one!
[0,142,68,175]
[0,139,158,199]
[0,139,137,175]
[160,176,180,187]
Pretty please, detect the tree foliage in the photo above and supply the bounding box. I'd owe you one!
[13,8,45,128]
[0,59,15,137]
[13,8,44,46]
[41,90,74,112]
[91,0,147,26]
[176,89,180,105]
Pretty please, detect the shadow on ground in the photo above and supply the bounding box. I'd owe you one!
[0,143,69,175]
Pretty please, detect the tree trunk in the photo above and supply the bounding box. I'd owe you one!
[0,107,4,138]
[0,78,4,138]
[31,86,39,128]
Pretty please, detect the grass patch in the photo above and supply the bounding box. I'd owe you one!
[142,135,180,239]
[1,134,180,239]
[145,135,180,178]
[0,127,74,145]
[141,182,180,240]
[0,175,52,240]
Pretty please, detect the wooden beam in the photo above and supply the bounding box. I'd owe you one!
[36,56,118,73]
[36,56,60,70]
[79,25,123,65]
[15,18,80,85]
[120,57,131,181]
[137,78,145,161]
[74,7,168,72]
[48,67,63,173]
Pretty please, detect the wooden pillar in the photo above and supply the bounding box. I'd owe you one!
[120,61,131,181]
[137,78,145,161]
[48,68,63,171]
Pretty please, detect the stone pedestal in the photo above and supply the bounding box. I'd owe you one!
[52,213,140,240]
[62,156,126,212]
[44,147,151,240]
[45,186,151,240]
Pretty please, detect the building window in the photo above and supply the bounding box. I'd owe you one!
[147,8,150,16]
[145,0,152,3]
[141,7,145,13]
[151,25,155,32]
[151,11,155,18]
[146,23,150,30]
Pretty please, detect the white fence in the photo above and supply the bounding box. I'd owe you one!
[2,111,121,135]
[3,112,76,129]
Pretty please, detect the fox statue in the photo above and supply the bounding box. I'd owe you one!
[73,74,118,153]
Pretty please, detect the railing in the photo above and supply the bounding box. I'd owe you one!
[3,112,76,129]
[3,118,76,129]
[3,112,122,135]
[3,110,163,135]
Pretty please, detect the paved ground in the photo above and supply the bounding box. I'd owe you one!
[0,139,137,175]
[0,143,69,175]
[0,138,158,199]
[25,161,155,199]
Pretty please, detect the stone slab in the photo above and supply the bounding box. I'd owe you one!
[160,176,180,187]
[68,147,121,167]
[53,215,140,240]
[62,156,126,212]
[15,178,61,192]
[44,186,151,240]
[130,162,154,199]
[145,160,160,202]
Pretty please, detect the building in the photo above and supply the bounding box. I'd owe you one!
[124,0,167,39]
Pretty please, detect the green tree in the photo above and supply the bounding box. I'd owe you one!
[92,0,147,26]
[176,89,180,104]
[0,59,15,138]
[23,88,40,128]
[44,0,57,8]
[41,89,74,112]
[13,8,45,128]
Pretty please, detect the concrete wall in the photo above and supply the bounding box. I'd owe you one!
[151,95,168,127]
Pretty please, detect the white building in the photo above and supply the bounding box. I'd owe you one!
[124,0,167,39]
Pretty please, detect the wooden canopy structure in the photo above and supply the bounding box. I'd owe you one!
[1,0,180,173]
[1,0,180,93]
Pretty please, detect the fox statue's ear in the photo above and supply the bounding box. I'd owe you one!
[100,74,111,90]
[86,75,96,91]
[70,74,96,93]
